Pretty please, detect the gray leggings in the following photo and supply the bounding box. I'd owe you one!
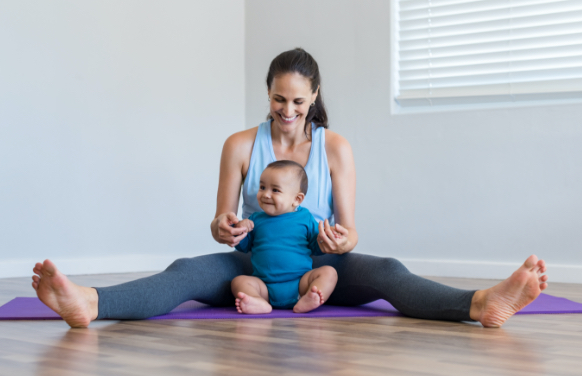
[95,252,476,321]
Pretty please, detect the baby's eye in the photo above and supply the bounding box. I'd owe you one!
[259,185,265,190]
[273,189,280,193]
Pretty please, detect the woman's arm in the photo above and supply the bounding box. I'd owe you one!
[317,130,358,254]
[211,128,257,247]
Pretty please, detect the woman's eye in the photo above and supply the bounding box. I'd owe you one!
[295,101,304,105]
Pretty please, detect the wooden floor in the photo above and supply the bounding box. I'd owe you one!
[1,273,581,376]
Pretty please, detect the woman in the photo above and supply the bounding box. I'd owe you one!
[32,48,548,328]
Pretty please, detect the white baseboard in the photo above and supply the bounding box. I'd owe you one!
[399,258,582,284]
[2,255,581,284]
[0,255,181,279]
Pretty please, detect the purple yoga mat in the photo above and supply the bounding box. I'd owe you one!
[1,293,581,321]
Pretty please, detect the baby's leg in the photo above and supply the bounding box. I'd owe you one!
[293,266,338,313]
[231,275,272,314]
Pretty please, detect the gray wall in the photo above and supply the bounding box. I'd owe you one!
[2,0,580,282]
[246,0,582,281]
[0,1,245,276]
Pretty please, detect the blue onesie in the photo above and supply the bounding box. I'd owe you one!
[235,206,323,309]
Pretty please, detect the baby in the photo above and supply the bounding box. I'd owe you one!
[231,160,338,314]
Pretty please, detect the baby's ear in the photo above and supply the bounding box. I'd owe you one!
[293,192,306,207]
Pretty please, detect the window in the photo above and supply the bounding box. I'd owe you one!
[394,0,582,108]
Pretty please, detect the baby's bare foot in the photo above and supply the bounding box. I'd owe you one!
[293,286,324,313]
[32,259,98,328]
[235,292,272,314]
[471,255,548,328]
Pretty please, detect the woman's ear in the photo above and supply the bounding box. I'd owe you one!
[311,86,320,103]
[293,192,306,207]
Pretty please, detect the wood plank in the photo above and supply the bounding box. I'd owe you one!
[1,273,581,375]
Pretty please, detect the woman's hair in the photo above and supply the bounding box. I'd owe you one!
[265,160,308,195]
[266,48,329,138]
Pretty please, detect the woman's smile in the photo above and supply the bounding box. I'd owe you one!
[278,113,298,124]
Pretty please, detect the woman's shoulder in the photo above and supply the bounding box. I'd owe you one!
[324,129,353,161]
[220,127,260,176]
[223,126,259,154]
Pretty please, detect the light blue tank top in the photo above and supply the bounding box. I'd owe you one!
[242,121,334,224]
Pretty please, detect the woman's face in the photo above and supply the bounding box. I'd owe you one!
[268,72,318,134]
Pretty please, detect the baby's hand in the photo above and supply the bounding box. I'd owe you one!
[234,219,254,233]
[330,227,343,239]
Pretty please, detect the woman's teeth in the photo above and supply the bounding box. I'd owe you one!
[281,114,297,122]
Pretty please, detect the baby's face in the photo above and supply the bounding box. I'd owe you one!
[257,167,303,216]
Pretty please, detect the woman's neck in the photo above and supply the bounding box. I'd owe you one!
[270,121,312,166]
[271,121,311,148]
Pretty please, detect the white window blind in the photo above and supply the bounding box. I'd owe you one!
[395,0,582,107]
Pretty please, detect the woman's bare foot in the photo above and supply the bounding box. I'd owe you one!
[293,285,324,313]
[32,259,98,328]
[235,292,272,314]
[470,255,548,328]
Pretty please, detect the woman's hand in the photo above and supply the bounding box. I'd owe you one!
[317,219,351,254]
[211,212,249,247]
[235,219,254,233]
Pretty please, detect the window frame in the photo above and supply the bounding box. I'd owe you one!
[390,0,582,114]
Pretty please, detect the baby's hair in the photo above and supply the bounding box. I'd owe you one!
[265,160,308,195]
